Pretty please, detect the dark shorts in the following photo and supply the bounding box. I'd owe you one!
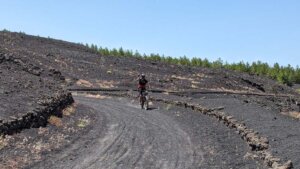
[139,88,146,95]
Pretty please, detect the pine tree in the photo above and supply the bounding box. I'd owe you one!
[134,50,141,58]
[119,47,125,56]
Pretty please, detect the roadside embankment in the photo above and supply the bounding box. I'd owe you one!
[0,49,74,135]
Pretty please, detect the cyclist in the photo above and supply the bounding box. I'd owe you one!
[138,73,148,96]
[138,74,149,108]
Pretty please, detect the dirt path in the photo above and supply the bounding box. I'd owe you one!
[29,95,263,169]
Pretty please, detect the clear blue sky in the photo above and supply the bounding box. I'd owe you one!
[1,0,299,67]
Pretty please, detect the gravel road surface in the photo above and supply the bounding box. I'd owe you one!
[29,94,263,169]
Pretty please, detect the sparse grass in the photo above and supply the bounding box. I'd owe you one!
[72,93,111,99]
[33,141,44,151]
[0,136,8,150]
[84,94,111,99]
[77,118,90,128]
[191,84,198,89]
[165,104,172,110]
[96,80,118,88]
[296,88,300,94]
[191,80,200,84]
[76,79,93,87]
[38,128,49,135]
[63,104,76,116]
[193,73,206,78]
[48,116,63,127]
[281,111,300,119]
[171,75,193,81]
[54,59,68,68]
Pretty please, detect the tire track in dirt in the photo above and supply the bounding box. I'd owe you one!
[73,96,200,169]
[29,94,262,169]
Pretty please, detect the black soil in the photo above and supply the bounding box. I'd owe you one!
[28,96,265,169]
[1,31,299,169]
[0,50,66,122]
[0,31,297,95]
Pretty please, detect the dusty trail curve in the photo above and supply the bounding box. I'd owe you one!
[29,95,262,169]
[75,96,203,169]
[73,96,201,169]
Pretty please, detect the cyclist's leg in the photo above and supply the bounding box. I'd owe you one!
[139,89,142,103]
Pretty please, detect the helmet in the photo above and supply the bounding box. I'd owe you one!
[141,74,145,78]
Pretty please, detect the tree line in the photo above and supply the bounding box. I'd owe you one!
[85,44,300,86]
[2,29,297,86]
